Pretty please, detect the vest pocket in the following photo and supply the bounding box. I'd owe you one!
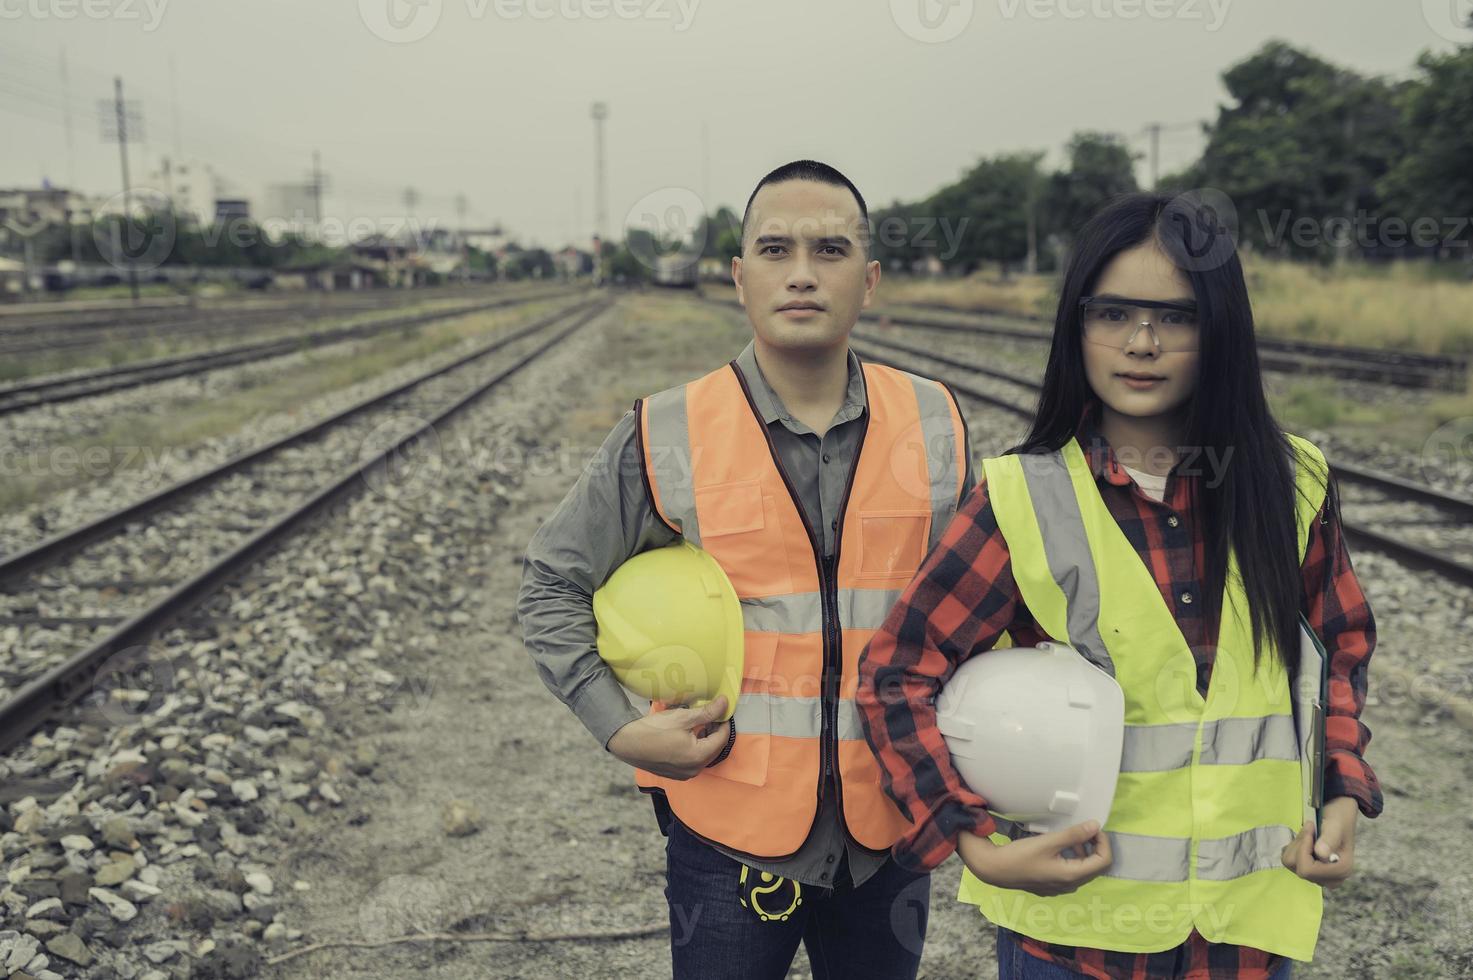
[695,478,766,535]
[855,510,933,581]
[706,632,777,786]
[694,479,793,595]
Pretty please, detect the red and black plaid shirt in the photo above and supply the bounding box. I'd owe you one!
[857,406,1382,980]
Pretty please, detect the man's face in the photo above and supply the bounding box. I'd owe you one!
[732,180,880,354]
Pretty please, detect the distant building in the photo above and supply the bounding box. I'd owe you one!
[463,227,512,254]
[0,186,93,237]
[214,199,251,221]
[554,246,592,278]
[143,157,220,226]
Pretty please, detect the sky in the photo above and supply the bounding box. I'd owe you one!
[1,0,1469,250]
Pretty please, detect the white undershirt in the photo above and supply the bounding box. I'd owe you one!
[1121,463,1169,503]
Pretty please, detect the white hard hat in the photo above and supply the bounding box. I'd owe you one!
[937,642,1125,835]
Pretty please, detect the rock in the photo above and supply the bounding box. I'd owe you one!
[244,871,273,895]
[94,858,136,887]
[13,808,46,835]
[58,870,92,906]
[141,941,178,964]
[5,934,40,972]
[44,932,92,967]
[230,780,258,802]
[442,799,482,837]
[57,834,93,853]
[193,937,263,980]
[88,887,138,922]
[100,816,136,850]
[121,880,162,903]
[261,921,287,946]
[26,898,63,919]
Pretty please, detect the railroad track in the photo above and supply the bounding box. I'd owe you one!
[868,303,1469,392]
[846,326,1473,589]
[0,288,582,415]
[0,285,532,360]
[0,296,610,752]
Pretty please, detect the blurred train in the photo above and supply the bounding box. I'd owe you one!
[652,252,699,289]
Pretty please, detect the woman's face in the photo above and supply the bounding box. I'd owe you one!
[1080,241,1201,423]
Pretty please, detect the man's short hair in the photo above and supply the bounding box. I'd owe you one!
[740,160,870,257]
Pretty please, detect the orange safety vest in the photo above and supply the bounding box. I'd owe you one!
[633,354,968,859]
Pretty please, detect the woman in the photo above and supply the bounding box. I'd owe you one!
[857,192,1381,980]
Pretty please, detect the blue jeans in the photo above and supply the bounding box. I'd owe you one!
[662,817,930,979]
[996,927,1294,979]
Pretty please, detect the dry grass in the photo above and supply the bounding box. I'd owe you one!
[876,259,1473,356]
[1242,257,1473,355]
[878,273,1055,320]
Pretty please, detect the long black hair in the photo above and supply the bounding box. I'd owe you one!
[1013,192,1333,677]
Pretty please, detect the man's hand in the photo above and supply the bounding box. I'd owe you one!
[606,696,731,780]
[956,821,1113,897]
[1282,795,1358,888]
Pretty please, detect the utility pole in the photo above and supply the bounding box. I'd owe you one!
[60,46,81,266]
[1139,121,1203,190]
[309,150,328,240]
[454,192,469,282]
[1146,122,1161,191]
[591,101,608,284]
[99,77,143,302]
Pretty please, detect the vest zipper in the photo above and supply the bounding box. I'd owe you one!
[726,360,884,855]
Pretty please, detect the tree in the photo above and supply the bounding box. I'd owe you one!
[1194,41,1405,260]
[1380,46,1473,260]
[1042,132,1140,243]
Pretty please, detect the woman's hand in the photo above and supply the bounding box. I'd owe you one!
[957,821,1114,897]
[1281,795,1358,888]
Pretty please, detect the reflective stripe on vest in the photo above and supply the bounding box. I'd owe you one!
[633,357,967,859]
[962,434,1330,960]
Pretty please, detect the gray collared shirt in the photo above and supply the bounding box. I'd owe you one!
[517,339,974,888]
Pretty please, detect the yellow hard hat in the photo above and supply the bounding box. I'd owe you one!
[593,540,744,721]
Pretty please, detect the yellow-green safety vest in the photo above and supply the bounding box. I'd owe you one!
[958,434,1328,961]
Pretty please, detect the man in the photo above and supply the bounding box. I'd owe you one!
[518,160,974,978]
